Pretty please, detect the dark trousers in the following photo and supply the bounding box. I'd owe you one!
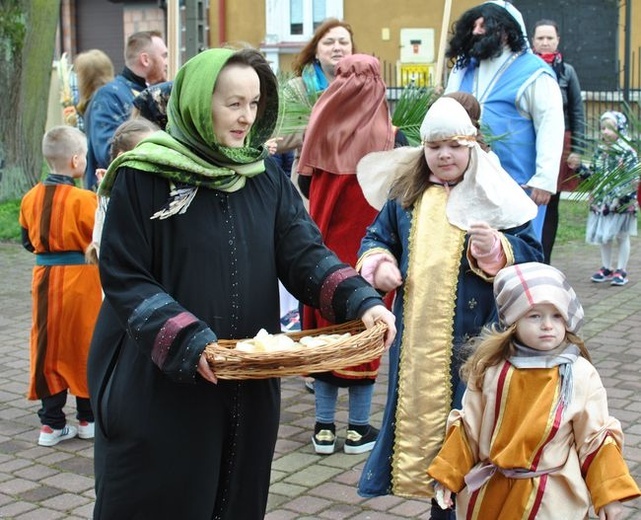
[541,191,561,265]
[38,390,94,429]
[430,498,456,519]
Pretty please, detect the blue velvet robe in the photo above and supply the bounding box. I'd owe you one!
[357,187,543,499]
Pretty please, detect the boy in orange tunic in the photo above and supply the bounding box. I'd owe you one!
[19,126,102,446]
[428,262,640,519]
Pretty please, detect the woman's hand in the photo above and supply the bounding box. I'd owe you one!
[361,305,396,348]
[197,349,218,384]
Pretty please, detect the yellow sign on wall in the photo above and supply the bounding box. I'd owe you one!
[398,63,434,87]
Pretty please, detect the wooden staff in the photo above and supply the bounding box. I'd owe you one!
[434,0,453,88]
[166,0,181,79]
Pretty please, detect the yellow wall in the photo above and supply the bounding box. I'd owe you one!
[344,0,476,70]
[619,0,641,88]
[209,0,639,88]
[209,0,267,49]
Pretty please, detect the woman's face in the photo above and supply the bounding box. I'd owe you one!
[211,64,260,148]
[424,139,470,183]
[315,26,353,80]
[532,25,560,54]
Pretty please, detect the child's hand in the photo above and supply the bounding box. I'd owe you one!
[599,500,623,520]
[374,261,403,292]
[264,137,282,155]
[434,482,453,510]
[96,168,107,185]
[468,222,497,257]
[566,152,581,170]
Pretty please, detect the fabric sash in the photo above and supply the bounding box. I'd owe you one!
[392,186,466,497]
[465,462,564,492]
[36,252,86,266]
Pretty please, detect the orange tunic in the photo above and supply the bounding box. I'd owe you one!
[19,181,102,400]
[428,357,640,519]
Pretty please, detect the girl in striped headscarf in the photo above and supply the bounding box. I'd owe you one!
[428,262,640,519]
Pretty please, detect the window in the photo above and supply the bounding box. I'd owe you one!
[265,0,342,42]
[290,0,327,36]
[290,0,303,35]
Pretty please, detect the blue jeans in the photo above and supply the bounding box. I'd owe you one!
[314,379,374,426]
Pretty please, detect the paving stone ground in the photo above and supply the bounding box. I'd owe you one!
[1,237,640,519]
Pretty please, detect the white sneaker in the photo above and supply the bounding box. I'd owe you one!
[38,425,78,446]
[77,421,95,439]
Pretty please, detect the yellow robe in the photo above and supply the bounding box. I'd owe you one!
[428,357,640,519]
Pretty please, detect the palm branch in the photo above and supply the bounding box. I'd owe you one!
[273,71,318,138]
[572,103,640,203]
[391,85,437,146]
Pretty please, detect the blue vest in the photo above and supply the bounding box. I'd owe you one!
[460,52,553,187]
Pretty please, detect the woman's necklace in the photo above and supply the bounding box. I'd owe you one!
[474,51,523,103]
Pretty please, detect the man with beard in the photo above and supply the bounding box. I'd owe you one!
[84,31,168,190]
[445,1,564,240]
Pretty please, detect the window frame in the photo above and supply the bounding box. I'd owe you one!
[265,0,344,43]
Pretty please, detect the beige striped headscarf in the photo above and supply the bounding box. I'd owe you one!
[494,262,584,334]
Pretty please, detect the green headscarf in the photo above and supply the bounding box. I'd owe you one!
[99,48,279,196]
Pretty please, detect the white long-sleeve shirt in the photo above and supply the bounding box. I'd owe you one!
[446,48,564,193]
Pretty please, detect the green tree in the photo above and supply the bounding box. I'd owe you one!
[0,0,60,201]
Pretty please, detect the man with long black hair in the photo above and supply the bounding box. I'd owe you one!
[445,1,564,242]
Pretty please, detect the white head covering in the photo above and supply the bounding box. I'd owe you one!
[420,97,477,147]
[357,97,537,230]
[484,1,529,43]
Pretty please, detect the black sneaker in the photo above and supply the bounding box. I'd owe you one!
[344,425,379,454]
[312,423,336,455]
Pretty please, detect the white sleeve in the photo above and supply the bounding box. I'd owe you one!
[92,196,108,257]
[517,73,565,193]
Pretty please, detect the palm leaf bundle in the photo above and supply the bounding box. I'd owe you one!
[273,72,319,138]
[571,150,640,207]
[391,85,436,146]
[572,104,640,204]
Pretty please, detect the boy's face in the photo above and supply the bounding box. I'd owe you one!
[70,146,88,179]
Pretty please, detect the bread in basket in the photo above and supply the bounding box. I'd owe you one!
[204,320,387,380]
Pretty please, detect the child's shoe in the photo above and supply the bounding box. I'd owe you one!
[304,377,315,394]
[610,270,629,286]
[77,420,95,439]
[344,425,379,454]
[591,267,614,283]
[38,425,78,447]
[312,422,336,455]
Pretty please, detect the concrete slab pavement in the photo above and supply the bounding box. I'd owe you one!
[1,237,640,519]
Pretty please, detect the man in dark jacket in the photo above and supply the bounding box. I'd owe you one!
[84,30,168,189]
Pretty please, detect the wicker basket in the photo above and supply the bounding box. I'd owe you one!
[204,320,387,380]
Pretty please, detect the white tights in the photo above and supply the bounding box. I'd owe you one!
[600,233,631,271]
